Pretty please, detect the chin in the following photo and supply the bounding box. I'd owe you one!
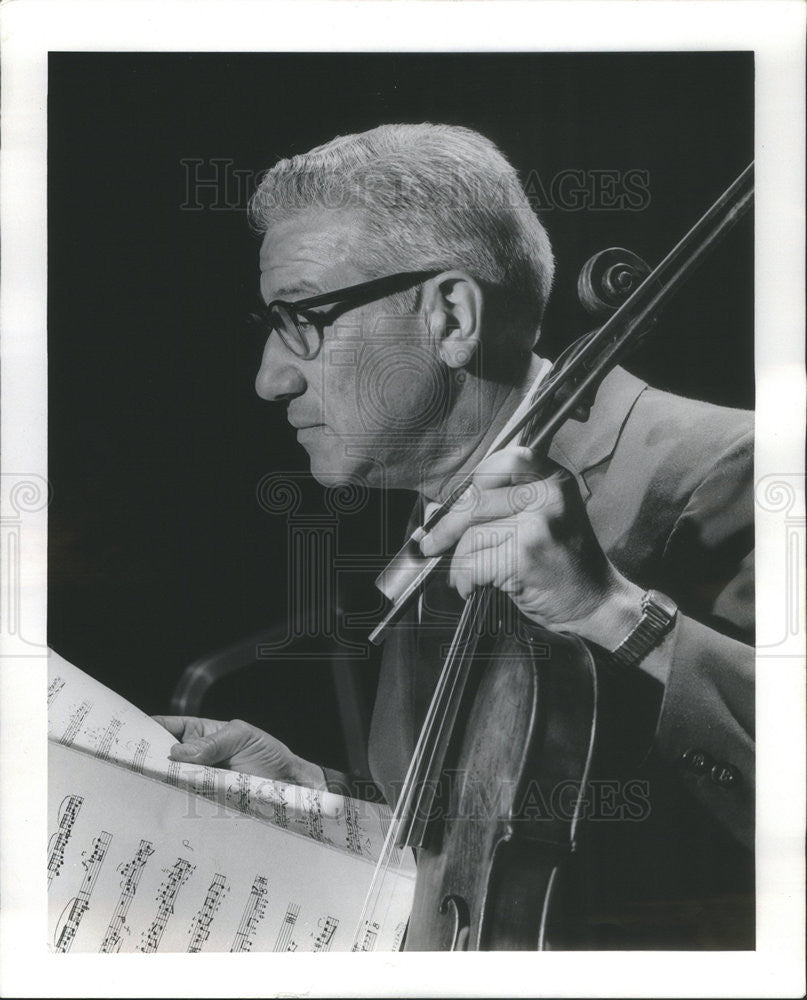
[304,448,358,487]
[309,467,355,487]
[304,447,385,490]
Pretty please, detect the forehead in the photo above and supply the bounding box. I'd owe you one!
[259,208,366,293]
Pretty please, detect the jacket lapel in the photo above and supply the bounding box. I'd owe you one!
[548,365,647,498]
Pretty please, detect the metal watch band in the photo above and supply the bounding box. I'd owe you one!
[610,589,678,667]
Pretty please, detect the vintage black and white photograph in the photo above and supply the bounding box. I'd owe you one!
[1,2,804,997]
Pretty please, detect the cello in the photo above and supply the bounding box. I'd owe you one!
[354,163,755,950]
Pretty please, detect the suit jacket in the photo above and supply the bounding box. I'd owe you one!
[325,365,755,943]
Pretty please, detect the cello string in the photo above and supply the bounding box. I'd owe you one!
[357,587,496,945]
[354,593,485,939]
[357,586,498,942]
[397,589,493,846]
[355,597,476,922]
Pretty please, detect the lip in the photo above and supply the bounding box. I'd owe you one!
[287,406,323,431]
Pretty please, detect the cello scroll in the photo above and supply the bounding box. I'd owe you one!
[577,247,652,317]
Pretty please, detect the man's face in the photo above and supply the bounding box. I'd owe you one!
[255,208,453,489]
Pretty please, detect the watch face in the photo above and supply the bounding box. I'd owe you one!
[646,590,678,621]
[612,591,678,666]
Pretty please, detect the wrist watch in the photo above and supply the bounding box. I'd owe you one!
[610,589,678,667]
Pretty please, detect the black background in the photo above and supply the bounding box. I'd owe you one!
[48,52,753,772]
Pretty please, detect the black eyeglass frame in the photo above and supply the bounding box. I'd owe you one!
[250,269,441,360]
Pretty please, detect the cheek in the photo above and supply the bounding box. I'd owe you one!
[352,343,448,432]
[319,355,363,429]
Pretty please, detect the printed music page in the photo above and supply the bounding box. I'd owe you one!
[48,742,414,953]
[47,649,406,865]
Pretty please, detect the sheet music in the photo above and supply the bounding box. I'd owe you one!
[272,901,302,952]
[48,742,415,952]
[47,650,178,763]
[47,793,83,887]
[230,875,269,952]
[99,839,155,952]
[47,649,406,864]
[53,829,113,952]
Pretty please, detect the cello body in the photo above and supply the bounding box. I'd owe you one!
[400,609,754,950]
[404,621,603,951]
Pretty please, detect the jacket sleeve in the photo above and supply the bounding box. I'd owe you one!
[647,428,755,849]
[651,614,754,849]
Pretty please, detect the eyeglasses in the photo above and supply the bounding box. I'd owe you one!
[249,269,440,360]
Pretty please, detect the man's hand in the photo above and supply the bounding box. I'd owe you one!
[420,446,643,648]
[151,716,327,789]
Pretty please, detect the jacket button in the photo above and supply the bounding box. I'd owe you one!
[711,762,741,789]
[681,748,712,773]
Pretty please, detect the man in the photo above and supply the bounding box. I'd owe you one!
[156,123,754,946]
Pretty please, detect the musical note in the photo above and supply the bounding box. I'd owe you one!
[230,875,269,952]
[94,717,123,761]
[197,766,215,801]
[47,794,83,888]
[352,918,380,952]
[138,857,194,953]
[58,699,92,748]
[300,788,331,845]
[47,675,65,706]
[166,761,180,787]
[53,830,112,952]
[187,873,228,953]
[130,738,149,774]
[272,901,300,952]
[270,782,289,829]
[98,839,155,953]
[233,772,252,815]
[312,914,339,952]
[344,796,368,857]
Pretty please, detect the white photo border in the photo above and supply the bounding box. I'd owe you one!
[1,1,804,997]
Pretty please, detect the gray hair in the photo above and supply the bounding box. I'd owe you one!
[248,123,555,344]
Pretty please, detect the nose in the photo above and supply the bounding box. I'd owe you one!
[254,333,307,402]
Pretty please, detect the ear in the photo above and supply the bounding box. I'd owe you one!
[422,270,484,370]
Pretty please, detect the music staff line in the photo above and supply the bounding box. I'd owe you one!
[139,857,195,953]
[47,794,84,888]
[187,874,228,953]
[54,830,112,952]
[99,839,156,953]
[231,875,269,952]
